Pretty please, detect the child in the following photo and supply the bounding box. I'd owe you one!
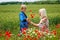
[31,8,49,31]
[19,5,30,32]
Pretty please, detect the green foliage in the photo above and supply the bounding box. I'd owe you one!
[0,4,60,33]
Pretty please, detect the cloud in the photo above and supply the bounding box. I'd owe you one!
[0,0,39,2]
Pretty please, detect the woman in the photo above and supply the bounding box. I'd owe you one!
[31,8,49,31]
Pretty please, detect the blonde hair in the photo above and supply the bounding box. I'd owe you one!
[21,4,26,10]
[39,8,47,18]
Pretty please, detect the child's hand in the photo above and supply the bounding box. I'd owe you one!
[26,18,31,23]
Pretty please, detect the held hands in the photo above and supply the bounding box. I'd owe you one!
[26,18,31,23]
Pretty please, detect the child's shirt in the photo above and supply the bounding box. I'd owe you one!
[38,17,49,28]
[19,11,28,31]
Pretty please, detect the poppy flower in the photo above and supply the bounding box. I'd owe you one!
[5,31,11,40]
[0,33,2,37]
[22,30,26,35]
[21,28,27,32]
[33,37,38,40]
[27,35,30,38]
[29,10,32,12]
[17,33,20,37]
[52,30,57,35]
[37,32,41,38]
[21,28,27,34]
[35,29,39,33]
[23,28,27,30]
[23,37,27,40]
[45,29,49,34]
[5,31,11,38]
[56,24,60,28]
[22,31,26,34]
[30,14,35,18]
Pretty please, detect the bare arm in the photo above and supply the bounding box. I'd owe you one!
[31,22,39,27]
[39,17,47,24]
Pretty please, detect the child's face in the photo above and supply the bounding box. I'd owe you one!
[23,7,26,12]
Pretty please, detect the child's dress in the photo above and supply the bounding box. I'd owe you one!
[38,17,49,29]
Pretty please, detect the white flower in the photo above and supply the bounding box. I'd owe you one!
[47,33,50,36]
[32,32,35,34]
[50,36,52,38]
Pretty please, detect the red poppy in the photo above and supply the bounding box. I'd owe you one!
[5,31,11,38]
[35,29,39,33]
[17,33,20,37]
[56,24,60,28]
[45,29,49,34]
[33,37,38,40]
[21,28,27,32]
[0,33,2,37]
[27,35,33,40]
[23,28,27,30]
[52,30,57,35]
[5,31,11,40]
[30,14,35,18]
[37,32,41,38]
[27,35,30,38]
[23,37,27,40]
[22,30,26,34]
[22,31,26,34]
[29,10,32,12]
[21,28,27,34]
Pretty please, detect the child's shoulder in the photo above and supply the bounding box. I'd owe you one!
[19,12,23,14]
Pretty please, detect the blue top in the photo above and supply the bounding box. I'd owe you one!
[19,11,28,31]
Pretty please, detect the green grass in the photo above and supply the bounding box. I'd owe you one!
[0,4,60,40]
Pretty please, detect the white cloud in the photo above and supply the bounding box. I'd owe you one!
[0,0,40,2]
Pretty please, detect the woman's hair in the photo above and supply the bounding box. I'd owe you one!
[21,4,26,10]
[39,8,47,18]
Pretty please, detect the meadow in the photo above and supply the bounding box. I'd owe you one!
[0,4,60,40]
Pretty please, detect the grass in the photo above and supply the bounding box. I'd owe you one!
[0,4,60,40]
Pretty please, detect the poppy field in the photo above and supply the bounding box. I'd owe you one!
[0,4,60,40]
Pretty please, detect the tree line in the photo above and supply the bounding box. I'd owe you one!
[0,1,60,5]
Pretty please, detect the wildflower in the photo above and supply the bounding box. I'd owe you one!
[5,31,11,40]
[45,29,49,34]
[29,10,32,12]
[30,14,35,18]
[23,37,27,40]
[0,33,2,37]
[56,24,60,28]
[37,32,41,38]
[22,31,26,34]
[33,37,38,40]
[35,29,39,33]
[17,33,20,37]
[27,35,30,38]
[5,31,11,38]
[52,30,57,35]
[21,28,27,34]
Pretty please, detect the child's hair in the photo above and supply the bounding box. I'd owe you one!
[21,4,26,10]
[39,8,47,18]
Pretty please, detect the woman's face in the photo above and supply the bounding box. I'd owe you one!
[23,7,26,12]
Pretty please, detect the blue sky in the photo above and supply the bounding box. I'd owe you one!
[0,0,40,3]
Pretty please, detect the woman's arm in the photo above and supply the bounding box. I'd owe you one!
[31,22,39,27]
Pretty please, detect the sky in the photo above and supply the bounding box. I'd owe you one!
[0,0,40,3]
